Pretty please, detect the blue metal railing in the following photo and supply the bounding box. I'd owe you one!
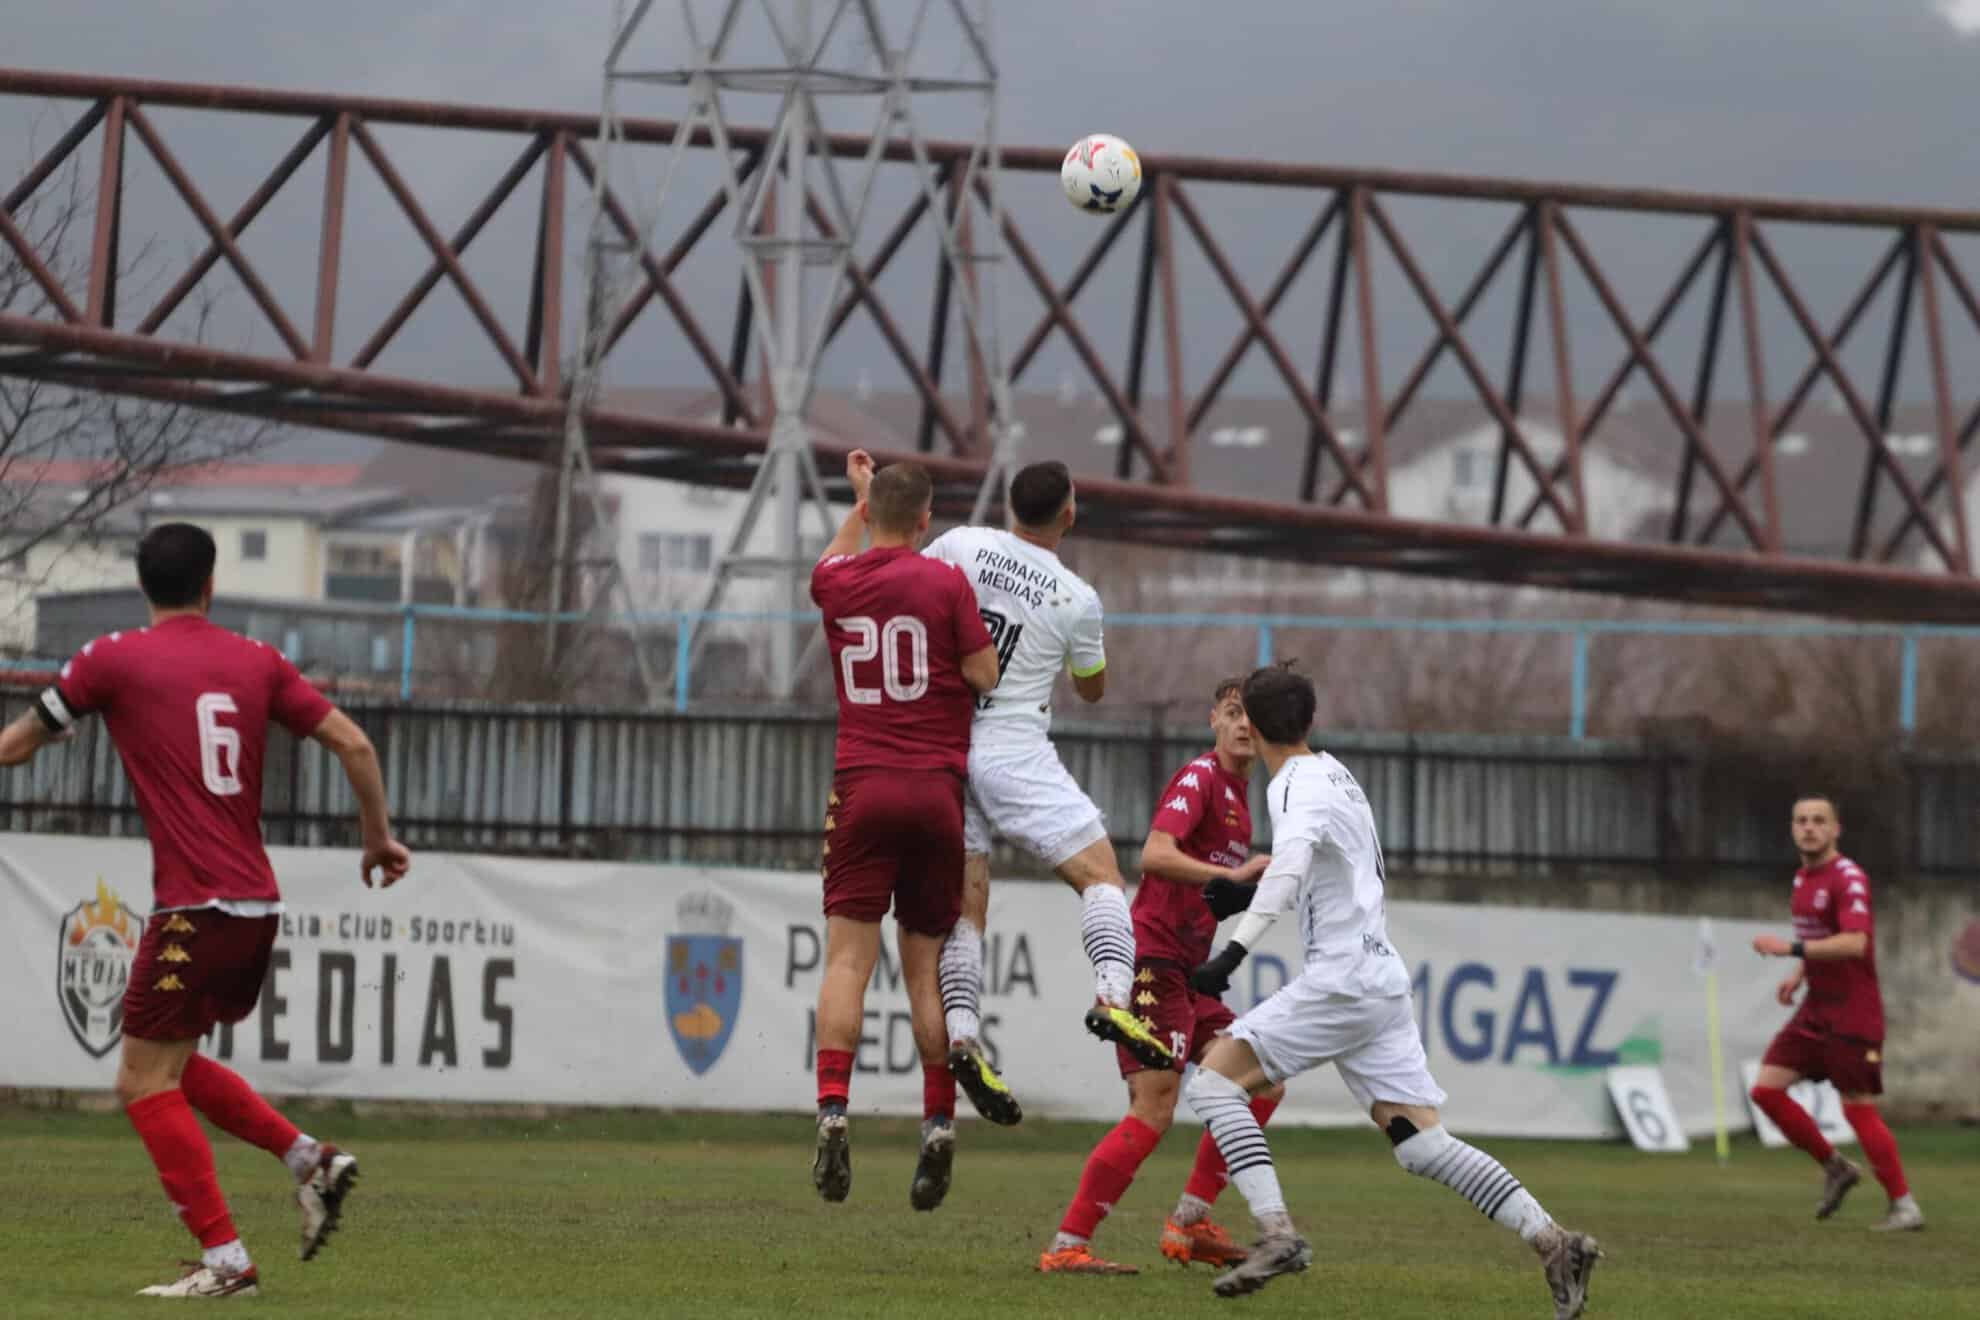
[15,604,1975,736]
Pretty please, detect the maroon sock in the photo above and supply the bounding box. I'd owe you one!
[1058,1116,1161,1240]
[922,1063,956,1122]
[180,1053,301,1162]
[1750,1086,1836,1164]
[816,1048,854,1110]
[127,1090,238,1248]
[1842,1103,1909,1199]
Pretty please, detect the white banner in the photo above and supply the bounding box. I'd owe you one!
[2,833,1791,1138]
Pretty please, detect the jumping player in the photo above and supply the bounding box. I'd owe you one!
[1039,676,1276,1275]
[925,460,1173,1123]
[809,451,1001,1211]
[0,522,411,1298]
[1748,795,1924,1232]
[1182,665,1601,1315]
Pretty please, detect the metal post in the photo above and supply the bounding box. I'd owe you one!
[399,604,415,701]
[675,617,694,714]
[1899,632,1919,736]
[1570,629,1591,741]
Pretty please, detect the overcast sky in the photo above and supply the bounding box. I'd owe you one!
[8,1,1980,421]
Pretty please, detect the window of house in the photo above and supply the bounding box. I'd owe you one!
[240,529,268,561]
[1453,448,1480,489]
[639,533,714,574]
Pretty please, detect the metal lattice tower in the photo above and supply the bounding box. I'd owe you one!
[568,0,1018,701]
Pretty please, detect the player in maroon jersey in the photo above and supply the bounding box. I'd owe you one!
[808,451,1001,1211]
[1748,794,1924,1232]
[1038,677,1277,1274]
[0,523,411,1297]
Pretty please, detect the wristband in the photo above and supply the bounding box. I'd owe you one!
[1789,940,1805,959]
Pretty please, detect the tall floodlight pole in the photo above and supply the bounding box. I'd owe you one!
[573,0,1014,702]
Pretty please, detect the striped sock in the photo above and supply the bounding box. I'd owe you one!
[1080,884,1136,1008]
[1184,1068,1286,1221]
[940,918,983,1043]
[1393,1124,1550,1243]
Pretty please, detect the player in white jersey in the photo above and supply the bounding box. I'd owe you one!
[1181,665,1603,1316]
[923,461,1174,1121]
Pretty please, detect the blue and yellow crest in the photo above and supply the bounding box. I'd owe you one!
[666,892,742,1076]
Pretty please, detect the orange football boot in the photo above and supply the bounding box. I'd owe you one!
[1037,1243,1139,1275]
[1159,1217,1251,1267]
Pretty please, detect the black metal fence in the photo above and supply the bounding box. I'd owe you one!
[2,693,1972,880]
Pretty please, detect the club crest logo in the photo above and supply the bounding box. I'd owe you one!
[666,891,742,1076]
[56,880,143,1058]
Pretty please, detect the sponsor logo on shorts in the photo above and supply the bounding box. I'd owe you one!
[666,891,743,1077]
[56,880,143,1059]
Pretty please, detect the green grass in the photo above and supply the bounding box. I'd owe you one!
[2,1105,1976,1318]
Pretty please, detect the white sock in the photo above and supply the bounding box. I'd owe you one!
[1051,1230,1088,1251]
[1894,1193,1921,1213]
[940,918,983,1044]
[202,1239,251,1276]
[1393,1123,1551,1243]
[1185,1068,1287,1221]
[283,1133,321,1182]
[1080,884,1136,1008]
[1171,1192,1213,1227]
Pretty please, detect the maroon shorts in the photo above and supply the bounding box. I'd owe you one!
[1761,1020,1884,1096]
[1118,960,1236,1077]
[123,910,279,1043]
[821,768,965,937]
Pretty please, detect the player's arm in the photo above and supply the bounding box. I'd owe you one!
[307,708,410,889]
[1068,595,1106,703]
[0,709,58,766]
[817,449,877,563]
[1191,836,1310,994]
[960,644,1000,695]
[1141,828,1268,889]
[0,678,88,766]
[1753,930,1868,961]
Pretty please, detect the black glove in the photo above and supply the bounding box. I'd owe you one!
[1191,941,1249,996]
[1202,876,1255,921]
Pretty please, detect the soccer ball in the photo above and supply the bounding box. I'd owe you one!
[1060,134,1142,216]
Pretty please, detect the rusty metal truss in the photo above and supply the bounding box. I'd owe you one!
[6,67,1980,620]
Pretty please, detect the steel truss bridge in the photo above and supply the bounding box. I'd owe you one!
[6,68,1980,620]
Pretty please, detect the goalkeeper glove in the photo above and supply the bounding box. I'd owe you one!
[1202,876,1255,921]
[1191,941,1248,996]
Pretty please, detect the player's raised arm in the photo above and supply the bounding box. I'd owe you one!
[307,708,410,890]
[817,449,878,564]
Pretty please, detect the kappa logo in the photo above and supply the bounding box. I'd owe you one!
[56,880,143,1058]
[1814,889,1830,910]
[666,891,742,1077]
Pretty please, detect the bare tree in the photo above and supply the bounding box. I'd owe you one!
[0,134,269,622]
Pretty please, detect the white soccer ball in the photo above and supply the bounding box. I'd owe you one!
[1060,133,1142,216]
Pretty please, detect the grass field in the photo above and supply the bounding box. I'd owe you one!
[2,1105,1975,1318]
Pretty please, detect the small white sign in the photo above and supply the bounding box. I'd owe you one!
[1738,1060,1857,1149]
[1606,1065,1691,1152]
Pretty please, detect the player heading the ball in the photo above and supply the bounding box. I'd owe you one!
[924,460,1176,1123]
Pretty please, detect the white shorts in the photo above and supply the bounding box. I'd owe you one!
[962,738,1108,868]
[1230,977,1447,1111]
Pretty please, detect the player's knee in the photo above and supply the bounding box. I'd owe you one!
[1389,1118,1451,1174]
[1749,1084,1780,1106]
[1182,1065,1244,1111]
[1260,1081,1288,1106]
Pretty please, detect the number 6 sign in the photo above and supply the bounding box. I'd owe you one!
[1605,1065,1691,1152]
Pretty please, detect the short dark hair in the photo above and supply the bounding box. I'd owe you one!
[1793,793,1841,822]
[136,522,216,608]
[1214,675,1244,705]
[1009,460,1072,528]
[866,462,933,535]
[1240,662,1316,746]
